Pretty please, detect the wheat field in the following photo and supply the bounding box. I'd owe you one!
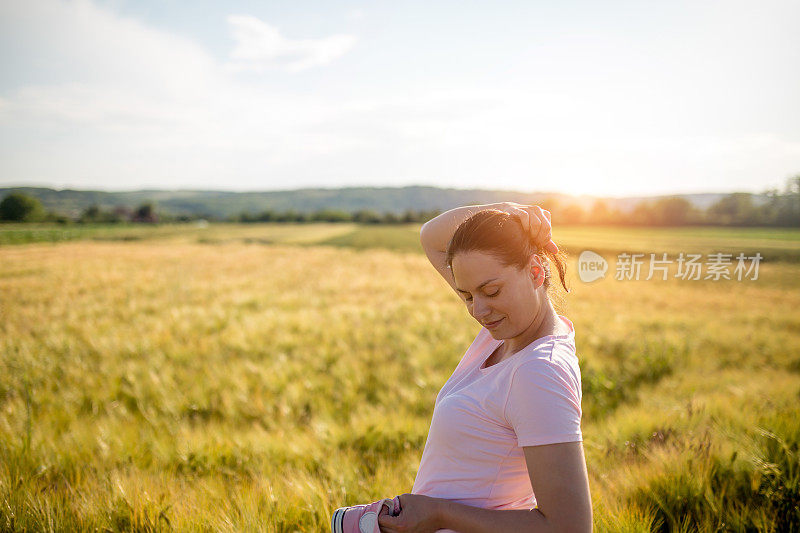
[1,223,799,532]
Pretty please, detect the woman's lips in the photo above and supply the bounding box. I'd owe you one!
[484,318,504,329]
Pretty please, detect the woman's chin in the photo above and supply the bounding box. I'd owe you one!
[485,324,506,339]
[482,317,506,334]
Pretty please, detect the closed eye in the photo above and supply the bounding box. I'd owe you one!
[464,289,500,302]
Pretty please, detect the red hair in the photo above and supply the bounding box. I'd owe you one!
[445,209,569,294]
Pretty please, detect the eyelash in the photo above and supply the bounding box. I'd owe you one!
[465,290,500,302]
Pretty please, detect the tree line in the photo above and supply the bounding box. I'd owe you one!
[0,194,442,225]
[1,175,798,227]
[548,182,800,227]
[0,195,162,224]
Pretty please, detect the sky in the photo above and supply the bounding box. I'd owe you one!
[0,0,798,197]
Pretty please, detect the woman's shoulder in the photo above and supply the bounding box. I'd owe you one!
[554,315,574,337]
[513,340,577,372]
[505,349,582,408]
[518,316,577,362]
[509,331,580,385]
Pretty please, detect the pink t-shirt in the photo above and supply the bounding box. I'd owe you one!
[411,315,582,518]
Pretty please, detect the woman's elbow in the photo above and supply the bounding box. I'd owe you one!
[557,511,593,533]
[537,509,592,533]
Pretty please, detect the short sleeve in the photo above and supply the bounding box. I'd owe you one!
[504,358,583,447]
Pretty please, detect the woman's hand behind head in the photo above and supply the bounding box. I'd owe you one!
[496,202,559,255]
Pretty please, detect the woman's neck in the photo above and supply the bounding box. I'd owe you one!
[504,299,560,356]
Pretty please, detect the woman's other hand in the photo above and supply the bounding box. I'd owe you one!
[497,202,558,255]
[377,493,443,533]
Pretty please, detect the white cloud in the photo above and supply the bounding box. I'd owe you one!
[1,1,796,194]
[0,0,216,100]
[0,1,361,189]
[347,9,365,21]
[226,15,357,73]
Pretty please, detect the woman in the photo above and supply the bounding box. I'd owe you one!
[332,202,592,533]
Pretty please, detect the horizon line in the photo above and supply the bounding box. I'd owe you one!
[0,182,780,200]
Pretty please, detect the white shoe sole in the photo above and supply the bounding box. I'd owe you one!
[331,507,347,533]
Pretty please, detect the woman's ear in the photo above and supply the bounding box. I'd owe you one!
[529,256,544,289]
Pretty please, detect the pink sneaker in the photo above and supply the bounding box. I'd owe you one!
[331,496,402,533]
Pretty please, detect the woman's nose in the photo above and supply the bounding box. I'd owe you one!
[471,297,491,319]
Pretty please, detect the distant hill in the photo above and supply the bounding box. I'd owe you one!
[0,185,767,219]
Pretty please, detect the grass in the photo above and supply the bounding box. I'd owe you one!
[3,222,799,261]
[0,224,799,531]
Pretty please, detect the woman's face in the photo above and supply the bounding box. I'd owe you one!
[450,250,545,339]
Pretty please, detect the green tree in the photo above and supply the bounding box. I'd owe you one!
[382,212,400,224]
[256,209,276,222]
[774,174,800,226]
[651,197,695,226]
[708,193,759,225]
[353,209,383,224]
[589,200,612,224]
[133,202,157,223]
[80,204,101,223]
[629,201,654,226]
[560,204,586,225]
[310,209,351,222]
[275,209,306,222]
[0,193,46,222]
[401,209,419,223]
